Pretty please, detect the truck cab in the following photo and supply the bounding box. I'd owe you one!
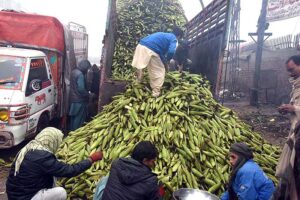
[0,47,56,148]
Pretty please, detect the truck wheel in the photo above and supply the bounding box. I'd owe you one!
[36,113,49,134]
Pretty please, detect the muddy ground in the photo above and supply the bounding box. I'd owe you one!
[224,101,290,146]
[0,101,290,199]
[0,141,27,200]
[0,167,9,200]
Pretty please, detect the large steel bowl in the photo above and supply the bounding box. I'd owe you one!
[173,188,220,200]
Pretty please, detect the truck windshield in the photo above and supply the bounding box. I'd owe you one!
[0,56,26,90]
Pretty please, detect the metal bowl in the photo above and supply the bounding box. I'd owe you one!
[173,188,220,200]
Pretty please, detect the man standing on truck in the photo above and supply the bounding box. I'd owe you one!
[132,26,184,97]
[275,55,300,199]
[69,59,91,131]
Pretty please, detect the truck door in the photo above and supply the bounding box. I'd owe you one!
[25,57,55,131]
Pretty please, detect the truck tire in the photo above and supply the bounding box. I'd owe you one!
[36,113,49,134]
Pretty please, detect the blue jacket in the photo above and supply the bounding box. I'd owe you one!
[139,32,177,63]
[220,160,275,200]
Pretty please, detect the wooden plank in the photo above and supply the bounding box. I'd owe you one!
[186,0,231,94]
[288,35,292,48]
[186,0,227,43]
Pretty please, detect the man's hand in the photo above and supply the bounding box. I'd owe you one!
[89,151,103,162]
[158,182,165,197]
[170,59,176,65]
[278,104,295,114]
[164,62,169,72]
[136,69,143,83]
[89,92,96,101]
[178,64,183,73]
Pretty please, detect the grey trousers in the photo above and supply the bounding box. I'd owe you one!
[31,187,67,200]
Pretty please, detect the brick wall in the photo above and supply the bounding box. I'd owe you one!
[223,48,299,104]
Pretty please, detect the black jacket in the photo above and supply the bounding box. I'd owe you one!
[6,150,92,200]
[102,158,160,200]
[87,65,100,96]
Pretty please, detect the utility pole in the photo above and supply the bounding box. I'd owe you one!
[249,0,269,106]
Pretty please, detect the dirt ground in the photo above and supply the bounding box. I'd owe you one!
[0,141,28,200]
[0,101,290,199]
[224,101,290,147]
[0,167,9,200]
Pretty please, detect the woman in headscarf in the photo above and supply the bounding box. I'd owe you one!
[6,127,103,200]
[220,142,275,200]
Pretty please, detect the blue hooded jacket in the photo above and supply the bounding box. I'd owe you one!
[139,32,177,63]
[220,160,275,200]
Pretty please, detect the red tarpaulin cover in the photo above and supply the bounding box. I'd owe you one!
[0,11,65,53]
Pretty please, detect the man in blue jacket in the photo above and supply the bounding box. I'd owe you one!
[132,26,184,97]
[220,142,275,200]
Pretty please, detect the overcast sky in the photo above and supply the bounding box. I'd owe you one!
[3,0,300,59]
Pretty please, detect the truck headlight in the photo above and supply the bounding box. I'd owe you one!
[0,109,9,122]
[15,106,28,120]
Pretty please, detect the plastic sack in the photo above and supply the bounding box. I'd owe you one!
[93,175,109,200]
